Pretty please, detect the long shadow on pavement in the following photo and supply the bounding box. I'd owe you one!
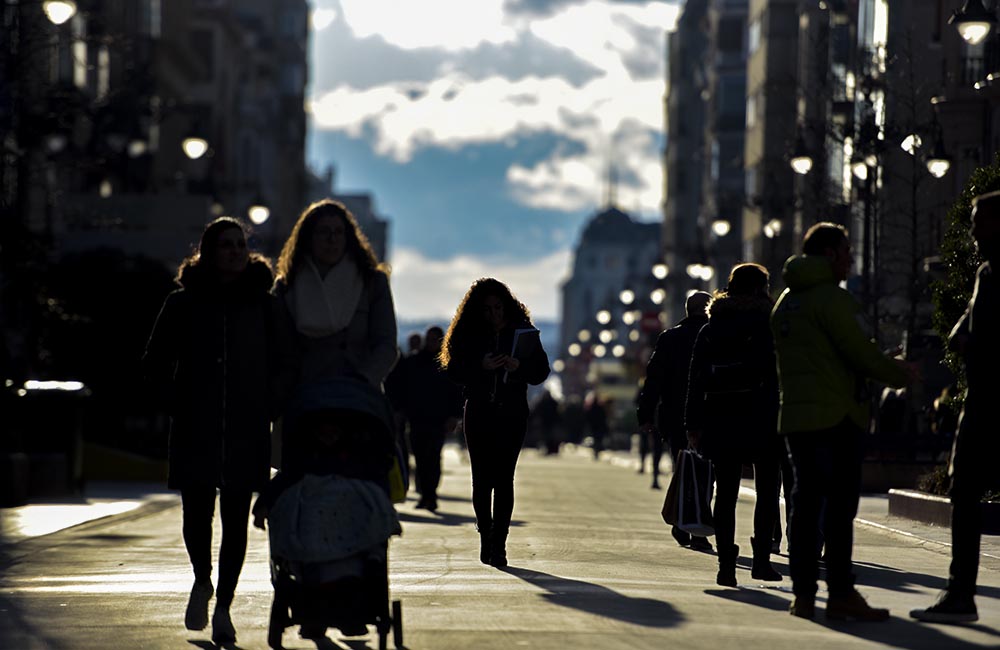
[397,511,525,529]
[502,566,683,628]
[706,587,1000,650]
[853,559,1000,600]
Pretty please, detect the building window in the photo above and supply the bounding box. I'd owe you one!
[718,17,745,55]
[748,16,761,55]
[746,92,757,129]
[191,28,214,82]
[719,74,746,118]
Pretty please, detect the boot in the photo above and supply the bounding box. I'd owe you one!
[477,524,492,565]
[750,536,782,581]
[716,544,738,587]
[825,589,889,622]
[490,528,508,568]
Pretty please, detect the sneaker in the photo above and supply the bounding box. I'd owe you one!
[211,605,237,644]
[789,597,815,619]
[826,589,890,622]
[910,592,978,624]
[184,579,213,631]
[689,536,714,553]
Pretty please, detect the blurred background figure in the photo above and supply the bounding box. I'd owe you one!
[584,391,609,461]
[530,388,562,455]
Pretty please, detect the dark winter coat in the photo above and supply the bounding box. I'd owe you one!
[949,261,1000,495]
[446,322,550,419]
[684,294,779,462]
[143,260,297,491]
[402,349,463,433]
[636,314,708,449]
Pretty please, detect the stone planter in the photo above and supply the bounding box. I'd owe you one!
[888,489,1000,534]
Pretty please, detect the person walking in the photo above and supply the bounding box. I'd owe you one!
[771,222,914,621]
[635,382,663,489]
[584,391,609,461]
[685,264,782,587]
[405,325,462,512]
[274,199,398,391]
[637,290,713,551]
[440,278,550,567]
[910,190,1000,624]
[143,218,295,644]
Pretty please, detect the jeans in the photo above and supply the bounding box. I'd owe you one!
[463,401,526,533]
[411,421,446,503]
[783,419,863,599]
[713,456,780,553]
[181,487,252,605]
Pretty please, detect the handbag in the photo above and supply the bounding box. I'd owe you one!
[661,460,681,526]
[674,449,715,537]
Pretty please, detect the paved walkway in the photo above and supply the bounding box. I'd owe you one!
[1,445,997,649]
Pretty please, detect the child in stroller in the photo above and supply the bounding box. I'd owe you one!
[253,378,404,650]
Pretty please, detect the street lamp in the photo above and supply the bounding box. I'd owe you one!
[618,288,635,305]
[949,0,997,45]
[651,263,669,279]
[926,132,953,178]
[763,219,783,239]
[711,219,731,236]
[42,0,77,25]
[248,196,270,225]
[182,135,209,160]
[851,155,869,180]
[790,130,813,175]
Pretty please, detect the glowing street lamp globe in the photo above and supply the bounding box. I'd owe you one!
[43,0,77,25]
[950,0,997,45]
[248,202,270,225]
[182,136,209,160]
[711,220,731,236]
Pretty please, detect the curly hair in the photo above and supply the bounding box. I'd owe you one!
[174,216,271,284]
[276,199,385,284]
[715,262,770,298]
[439,277,532,367]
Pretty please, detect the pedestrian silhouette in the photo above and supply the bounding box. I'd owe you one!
[440,278,550,568]
[771,222,914,621]
[685,263,782,587]
[143,217,296,644]
[911,189,1000,624]
[637,290,713,552]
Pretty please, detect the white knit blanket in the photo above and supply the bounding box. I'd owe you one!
[267,474,401,563]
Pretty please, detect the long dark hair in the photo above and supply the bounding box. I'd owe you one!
[276,199,385,284]
[174,217,271,284]
[439,277,532,367]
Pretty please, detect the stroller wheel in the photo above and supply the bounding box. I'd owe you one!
[392,600,404,648]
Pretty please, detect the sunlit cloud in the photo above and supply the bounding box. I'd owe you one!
[310,1,678,216]
[389,247,571,321]
[339,0,517,51]
[311,8,338,31]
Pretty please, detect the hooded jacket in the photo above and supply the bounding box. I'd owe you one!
[770,255,908,434]
[684,293,778,460]
[143,259,297,490]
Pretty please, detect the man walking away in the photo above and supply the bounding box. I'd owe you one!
[638,290,713,551]
[771,222,914,621]
[911,190,1000,624]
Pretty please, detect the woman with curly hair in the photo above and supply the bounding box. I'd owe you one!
[143,217,296,644]
[274,199,398,388]
[440,278,550,567]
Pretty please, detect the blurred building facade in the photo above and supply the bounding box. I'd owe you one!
[559,205,661,399]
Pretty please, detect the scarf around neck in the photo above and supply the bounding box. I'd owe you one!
[289,257,364,338]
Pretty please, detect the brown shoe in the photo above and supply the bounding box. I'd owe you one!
[826,589,889,622]
[790,597,815,619]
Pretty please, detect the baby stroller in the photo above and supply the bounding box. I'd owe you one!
[261,378,404,650]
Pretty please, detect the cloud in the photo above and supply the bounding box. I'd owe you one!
[339,0,517,51]
[311,8,338,31]
[311,0,679,215]
[388,247,572,321]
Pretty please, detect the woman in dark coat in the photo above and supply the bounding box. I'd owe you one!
[143,217,295,644]
[685,263,782,587]
[440,278,550,568]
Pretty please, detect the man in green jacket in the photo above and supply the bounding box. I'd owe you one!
[771,222,913,621]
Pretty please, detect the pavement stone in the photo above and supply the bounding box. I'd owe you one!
[0,444,997,649]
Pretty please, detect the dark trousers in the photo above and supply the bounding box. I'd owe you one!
[463,401,526,534]
[784,420,863,599]
[411,422,446,503]
[639,432,664,483]
[713,456,780,553]
[181,487,252,605]
[948,425,998,597]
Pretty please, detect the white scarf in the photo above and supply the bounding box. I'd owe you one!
[289,257,363,338]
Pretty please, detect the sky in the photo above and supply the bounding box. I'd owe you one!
[306,0,680,322]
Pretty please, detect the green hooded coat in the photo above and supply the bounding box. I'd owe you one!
[770,255,908,434]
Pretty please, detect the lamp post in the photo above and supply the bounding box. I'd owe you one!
[950,0,997,46]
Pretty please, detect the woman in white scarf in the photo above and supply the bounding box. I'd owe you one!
[275,200,399,388]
